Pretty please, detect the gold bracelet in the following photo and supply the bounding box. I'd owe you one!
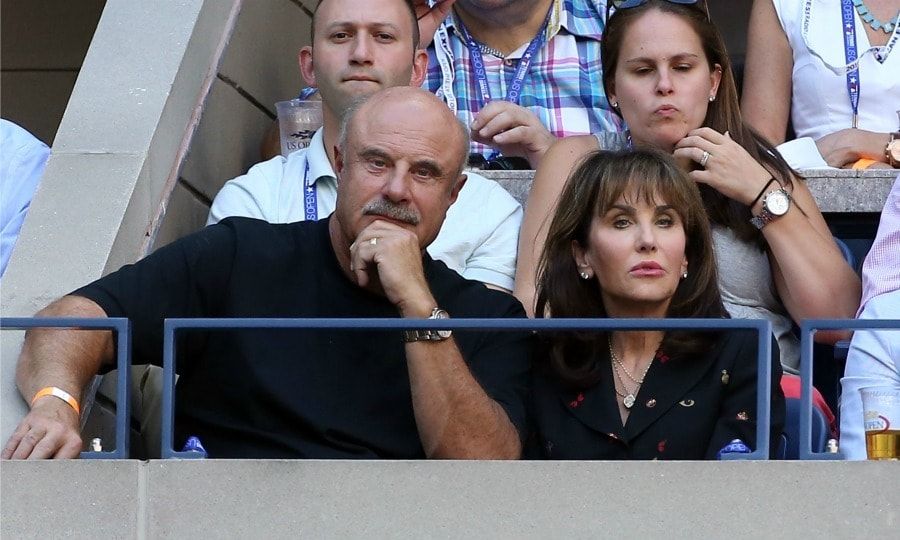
[31,386,80,415]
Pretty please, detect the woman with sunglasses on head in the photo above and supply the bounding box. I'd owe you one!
[529,149,785,460]
[743,0,899,169]
[514,0,860,375]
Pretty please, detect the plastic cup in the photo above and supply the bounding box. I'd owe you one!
[859,385,900,460]
[275,99,323,158]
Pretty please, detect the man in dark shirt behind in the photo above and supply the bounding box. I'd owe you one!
[2,86,531,460]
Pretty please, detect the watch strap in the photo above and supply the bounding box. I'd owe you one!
[403,329,448,342]
[750,189,791,230]
[403,308,452,343]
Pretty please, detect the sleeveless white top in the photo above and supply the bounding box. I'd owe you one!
[773,0,900,139]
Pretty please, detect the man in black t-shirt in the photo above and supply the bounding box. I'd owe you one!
[2,87,531,460]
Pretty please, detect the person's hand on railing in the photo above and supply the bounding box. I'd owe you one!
[815,129,894,169]
[2,397,82,459]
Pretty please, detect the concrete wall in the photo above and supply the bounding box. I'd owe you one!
[162,0,313,248]
[2,459,896,538]
[1,0,238,441]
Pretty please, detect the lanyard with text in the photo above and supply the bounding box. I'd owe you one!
[302,160,317,221]
[800,0,900,75]
[456,7,552,106]
[840,0,861,128]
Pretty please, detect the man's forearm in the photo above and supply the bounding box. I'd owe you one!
[17,295,114,407]
[406,339,521,459]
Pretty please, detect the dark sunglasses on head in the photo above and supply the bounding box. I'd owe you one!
[606,0,710,22]
[467,153,532,171]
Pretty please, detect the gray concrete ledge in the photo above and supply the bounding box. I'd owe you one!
[1,459,894,538]
[484,168,899,213]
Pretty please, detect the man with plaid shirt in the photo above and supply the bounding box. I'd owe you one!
[417,0,624,168]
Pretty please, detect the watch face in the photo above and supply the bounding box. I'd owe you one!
[432,309,451,339]
[765,190,790,216]
[890,141,900,160]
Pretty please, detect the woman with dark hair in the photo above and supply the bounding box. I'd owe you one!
[530,149,785,459]
[515,0,860,374]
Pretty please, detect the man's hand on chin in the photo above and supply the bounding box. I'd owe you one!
[349,220,436,315]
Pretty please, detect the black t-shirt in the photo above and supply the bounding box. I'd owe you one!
[75,217,531,458]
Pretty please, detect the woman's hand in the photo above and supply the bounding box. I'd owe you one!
[815,129,891,168]
[673,127,771,206]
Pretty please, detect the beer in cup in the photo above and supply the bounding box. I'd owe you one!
[859,385,900,460]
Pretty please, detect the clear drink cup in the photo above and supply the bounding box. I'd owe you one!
[859,385,900,460]
[275,99,323,158]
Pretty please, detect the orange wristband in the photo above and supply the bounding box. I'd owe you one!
[851,158,878,170]
[31,386,80,415]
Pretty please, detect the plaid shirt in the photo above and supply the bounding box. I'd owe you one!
[424,0,624,158]
[859,173,900,314]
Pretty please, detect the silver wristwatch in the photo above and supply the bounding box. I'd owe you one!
[403,308,452,343]
[750,188,791,229]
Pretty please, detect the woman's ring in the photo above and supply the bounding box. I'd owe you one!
[699,150,711,168]
[369,237,378,246]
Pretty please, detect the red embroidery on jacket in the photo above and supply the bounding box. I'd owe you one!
[569,392,585,408]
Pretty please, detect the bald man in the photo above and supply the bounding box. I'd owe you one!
[2,87,530,460]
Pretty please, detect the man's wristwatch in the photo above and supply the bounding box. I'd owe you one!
[886,132,900,168]
[403,307,452,343]
[750,188,792,229]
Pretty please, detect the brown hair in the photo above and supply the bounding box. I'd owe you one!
[535,149,727,389]
[601,0,798,246]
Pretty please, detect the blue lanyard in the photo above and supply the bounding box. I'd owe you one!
[456,7,552,106]
[302,160,317,221]
[840,0,861,128]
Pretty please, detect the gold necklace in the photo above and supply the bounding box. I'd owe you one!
[608,335,654,409]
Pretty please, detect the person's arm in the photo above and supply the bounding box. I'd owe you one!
[1,296,114,459]
[839,292,900,460]
[513,135,596,316]
[674,129,861,343]
[742,0,794,145]
[763,177,861,342]
[350,219,521,458]
[815,129,895,168]
[705,334,785,459]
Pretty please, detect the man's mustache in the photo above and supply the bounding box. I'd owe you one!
[362,199,420,225]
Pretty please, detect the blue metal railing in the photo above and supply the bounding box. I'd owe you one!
[0,317,131,459]
[798,318,900,460]
[162,317,773,459]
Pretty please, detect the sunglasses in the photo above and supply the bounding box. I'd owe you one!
[606,0,711,23]
[467,153,531,171]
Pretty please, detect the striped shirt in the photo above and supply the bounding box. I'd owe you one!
[424,0,624,158]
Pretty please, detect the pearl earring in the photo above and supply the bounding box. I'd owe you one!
[708,95,715,102]
[580,271,591,280]
[611,100,618,108]
[682,271,688,279]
